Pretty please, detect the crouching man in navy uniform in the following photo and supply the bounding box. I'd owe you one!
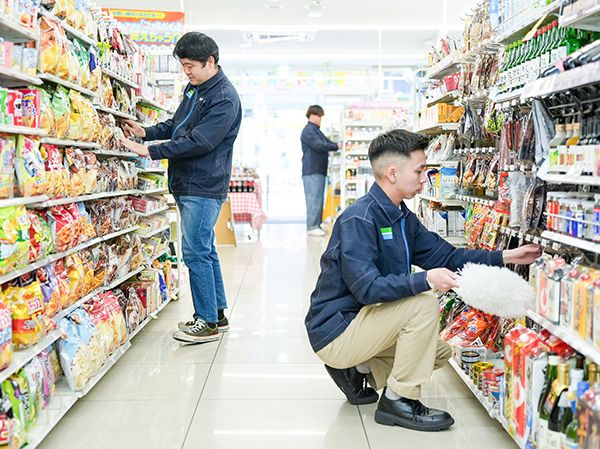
[305,129,540,431]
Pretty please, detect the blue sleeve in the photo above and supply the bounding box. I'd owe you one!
[147,98,239,160]
[410,214,504,271]
[339,216,430,305]
[144,118,174,142]
[302,126,337,153]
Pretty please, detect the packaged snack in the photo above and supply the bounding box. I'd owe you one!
[40,144,66,199]
[15,135,47,197]
[9,46,21,72]
[1,371,33,443]
[79,248,94,295]
[21,46,37,77]
[67,90,84,141]
[53,259,71,310]
[83,153,98,194]
[39,88,55,136]
[23,358,42,415]
[26,210,53,262]
[65,254,85,305]
[77,203,96,242]
[57,315,93,391]
[55,27,70,80]
[0,134,16,199]
[36,265,61,319]
[0,388,17,449]
[6,90,22,127]
[52,0,67,18]
[45,206,74,251]
[0,206,30,275]
[63,203,82,245]
[91,243,107,290]
[19,89,40,129]
[51,87,70,139]
[38,16,61,75]
[5,277,44,349]
[0,301,12,371]
[64,147,85,197]
[36,350,56,408]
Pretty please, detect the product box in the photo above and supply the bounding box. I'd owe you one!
[515,331,541,438]
[575,272,592,339]
[447,210,465,237]
[433,210,447,237]
[503,326,529,428]
[560,268,581,330]
[439,167,457,199]
[526,352,548,448]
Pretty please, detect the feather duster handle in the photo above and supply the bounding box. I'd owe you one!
[454,263,535,319]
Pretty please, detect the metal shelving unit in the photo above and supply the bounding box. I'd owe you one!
[414,123,460,135]
[40,137,102,149]
[102,67,140,90]
[0,66,42,86]
[38,72,98,98]
[0,17,39,42]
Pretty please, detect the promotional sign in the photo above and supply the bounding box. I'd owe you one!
[103,9,185,46]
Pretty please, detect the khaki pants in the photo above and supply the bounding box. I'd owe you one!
[316,292,451,400]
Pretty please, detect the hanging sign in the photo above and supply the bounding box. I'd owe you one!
[103,9,185,46]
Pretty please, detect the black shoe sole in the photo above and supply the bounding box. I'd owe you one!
[324,366,379,405]
[172,332,220,344]
[374,410,455,431]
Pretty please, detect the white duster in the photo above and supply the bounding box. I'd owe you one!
[454,263,535,319]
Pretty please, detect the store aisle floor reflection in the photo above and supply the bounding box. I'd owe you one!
[38,224,515,449]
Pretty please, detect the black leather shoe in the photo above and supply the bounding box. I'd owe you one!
[324,365,379,405]
[375,393,455,431]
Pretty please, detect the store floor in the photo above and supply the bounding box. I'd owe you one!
[39,224,516,449]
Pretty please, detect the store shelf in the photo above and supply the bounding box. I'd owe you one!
[448,359,498,418]
[137,187,168,195]
[560,0,600,32]
[33,189,138,208]
[495,0,564,44]
[26,384,79,449]
[0,225,138,286]
[0,330,61,383]
[91,149,139,158]
[414,123,460,135]
[343,122,385,128]
[425,53,460,80]
[102,67,139,89]
[135,205,169,218]
[541,173,600,186]
[426,90,461,107]
[527,310,600,365]
[39,9,97,47]
[0,66,42,86]
[418,194,465,207]
[0,124,47,137]
[492,88,525,106]
[0,17,39,42]
[541,230,600,254]
[135,96,174,113]
[40,137,102,149]
[454,194,497,207]
[0,195,48,208]
[522,61,600,99]
[139,224,170,239]
[94,104,137,121]
[102,266,145,292]
[38,72,98,98]
[77,342,131,397]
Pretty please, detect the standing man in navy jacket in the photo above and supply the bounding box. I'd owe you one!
[301,105,339,237]
[120,32,242,344]
[305,129,541,431]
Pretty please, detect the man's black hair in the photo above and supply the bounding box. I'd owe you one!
[368,129,429,163]
[306,105,325,118]
[173,32,219,64]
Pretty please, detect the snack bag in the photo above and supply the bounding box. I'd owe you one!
[36,265,61,319]
[65,254,85,305]
[6,277,45,349]
[79,248,94,295]
[55,27,70,80]
[51,0,67,19]
[0,134,16,199]
[91,243,107,290]
[40,143,69,199]
[38,16,60,75]
[0,206,30,275]
[46,206,74,252]
[67,90,84,141]
[57,315,92,391]
[64,147,85,197]
[63,203,82,245]
[0,388,17,449]
[26,210,53,262]
[23,359,42,416]
[51,87,70,139]
[39,88,55,136]
[36,349,57,408]
[19,89,40,129]
[1,374,28,444]
[0,301,12,371]
[77,203,96,243]
[82,153,98,194]
[15,135,47,197]
[53,259,71,310]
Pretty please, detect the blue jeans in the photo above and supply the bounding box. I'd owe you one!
[303,174,326,230]
[175,196,227,323]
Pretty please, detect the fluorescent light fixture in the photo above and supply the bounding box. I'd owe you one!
[222,52,425,62]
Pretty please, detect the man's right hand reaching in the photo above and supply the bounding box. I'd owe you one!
[121,119,146,139]
[426,268,458,293]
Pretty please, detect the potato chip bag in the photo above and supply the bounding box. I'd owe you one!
[15,135,47,197]
[67,90,84,141]
[0,134,16,199]
[0,206,30,275]
[6,278,45,349]
[38,16,60,75]
[36,265,61,319]
[36,349,57,408]
[26,210,53,262]
[53,259,71,310]
[65,254,85,305]
[46,206,75,252]
[39,88,55,136]
[51,87,69,139]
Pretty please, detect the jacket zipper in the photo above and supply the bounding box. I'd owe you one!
[400,217,411,274]
[171,90,200,138]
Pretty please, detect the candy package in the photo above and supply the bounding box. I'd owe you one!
[15,135,47,197]
[0,134,16,199]
[26,210,53,262]
[0,301,12,371]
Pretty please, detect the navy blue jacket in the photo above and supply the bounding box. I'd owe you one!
[301,122,337,176]
[145,68,241,200]
[305,183,504,352]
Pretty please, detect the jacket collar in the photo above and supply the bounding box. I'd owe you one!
[190,66,226,96]
[307,121,320,129]
[368,183,407,224]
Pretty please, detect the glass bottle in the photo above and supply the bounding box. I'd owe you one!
[547,363,571,449]
[538,353,560,449]
[549,123,566,169]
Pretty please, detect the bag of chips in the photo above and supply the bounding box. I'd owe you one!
[0,135,16,199]
[63,203,83,245]
[0,301,12,371]
[67,90,84,141]
[38,16,60,75]
[45,206,74,252]
[15,135,47,197]
[65,254,85,305]
[39,88,55,136]
[51,87,70,139]
[36,265,61,319]
[64,147,85,197]
[27,210,53,263]
[57,314,93,391]
[53,259,71,310]
[91,243,107,291]
[36,349,56,409]
[0,206,30,276]
[40,144,69,199]
[5,277,45,350]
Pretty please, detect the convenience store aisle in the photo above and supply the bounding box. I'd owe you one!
[38,224,516,449]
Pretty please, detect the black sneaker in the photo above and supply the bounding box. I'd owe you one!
[172,319,220,343]
[179,316,229,333]
[324,365,379,405]
[217,316,229,333]
[374,392,455,431]
[178,318,196,332]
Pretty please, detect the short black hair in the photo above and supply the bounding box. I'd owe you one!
[368,129,429,163]
[306,105,324,118]
[174,32,219,64]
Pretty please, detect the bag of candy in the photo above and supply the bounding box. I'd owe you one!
[15,135,47,197]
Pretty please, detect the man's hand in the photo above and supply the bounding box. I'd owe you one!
[426,268,459,293]
[503,244,542,265]
[121,119,146,138]
[120,137,150,157]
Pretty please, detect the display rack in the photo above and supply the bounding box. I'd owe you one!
[0,16,39,42]
[101,67,140,89]
[0,66,43,86]
[40,137,103,149]
[94,103,137,121]
[0,124,47,136]
[417,194,465,207]
[425,52,460,80]
[414,123,460,135]
[38,72,98,98]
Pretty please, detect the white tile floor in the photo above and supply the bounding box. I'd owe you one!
[38,223,516,449]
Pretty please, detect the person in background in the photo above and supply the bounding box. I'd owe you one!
[119,32,242,344]
[305,129,541,431]
[301,105,340,237]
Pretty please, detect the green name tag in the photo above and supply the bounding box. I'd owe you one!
[380,227,393,240]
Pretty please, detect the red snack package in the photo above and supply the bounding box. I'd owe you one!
[46,206,75,251]
[19,89,40,129]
